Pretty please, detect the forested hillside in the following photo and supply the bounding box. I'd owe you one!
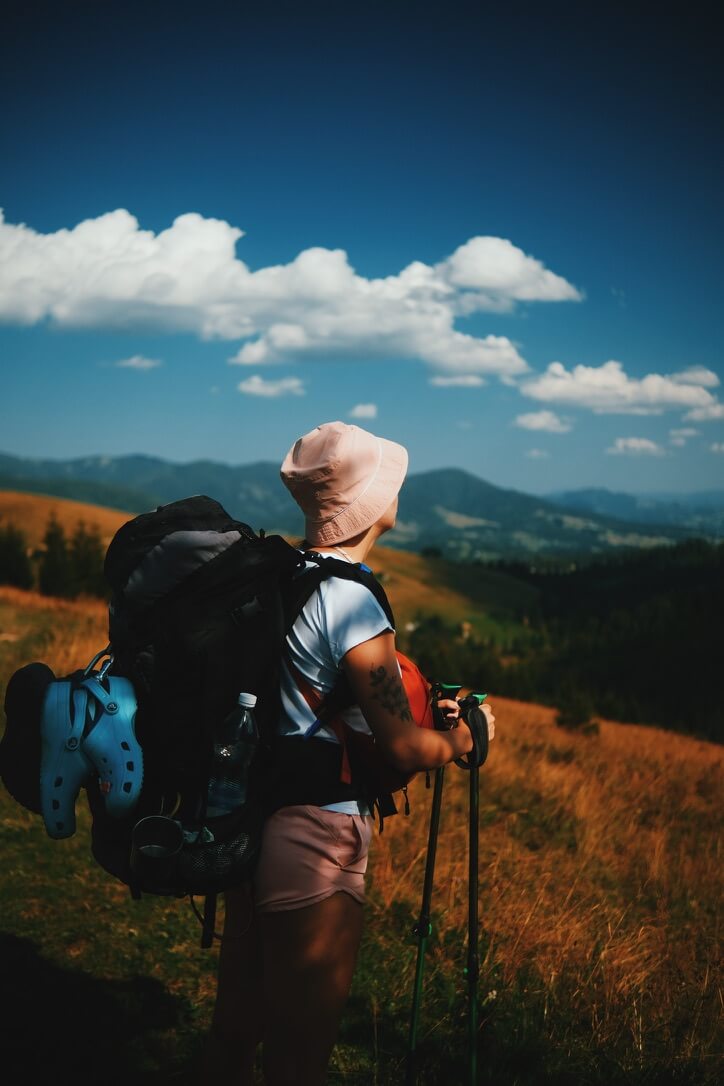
[396,540,724,743]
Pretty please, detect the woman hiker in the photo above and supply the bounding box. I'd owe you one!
[202,420,496,1085]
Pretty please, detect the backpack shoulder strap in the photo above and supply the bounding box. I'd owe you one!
[286,553,395,630]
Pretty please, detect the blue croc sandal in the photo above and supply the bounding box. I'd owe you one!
[40,681,95,839]
[39,648,143,838]
[80,669,143,819]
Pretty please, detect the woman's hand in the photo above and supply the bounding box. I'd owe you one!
[437,698,460,726]
[441,697,495,742]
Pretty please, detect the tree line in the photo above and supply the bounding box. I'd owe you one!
[0,514,107,598]
[398,539,723,745]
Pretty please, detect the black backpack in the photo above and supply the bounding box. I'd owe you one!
[90,495,302,899]
[1,494,399,944]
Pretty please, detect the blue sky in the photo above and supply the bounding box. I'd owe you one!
[1,0,722,495]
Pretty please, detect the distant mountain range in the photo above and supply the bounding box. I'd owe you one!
[548,487,724,534]
[1,451,721,560]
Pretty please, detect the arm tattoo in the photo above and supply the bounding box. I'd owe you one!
[369,665,412,722]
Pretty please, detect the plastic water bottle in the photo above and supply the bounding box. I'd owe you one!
[206,692,258,818]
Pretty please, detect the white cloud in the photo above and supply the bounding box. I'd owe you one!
[606,437,666,457]
[521,360,716,415]
[710,442,724,454]
[669,366,720,388]
[349,403,378,419]
[439,236,582,305]
[669,427,698,446]
[0,209,582,381]
[237,374,305,397]
[113,354,163,370]
[684,402,724,421]
[514,410,571,433]
[429,375,486,387]
[525,448,550,459]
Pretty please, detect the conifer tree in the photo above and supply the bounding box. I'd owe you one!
[68,520,106,597]
[0,522,34,589]
[38,514,71,597]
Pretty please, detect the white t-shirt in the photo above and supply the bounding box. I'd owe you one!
[278,553,394,813]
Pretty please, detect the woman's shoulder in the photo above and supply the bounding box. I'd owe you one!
[319,571,393,633]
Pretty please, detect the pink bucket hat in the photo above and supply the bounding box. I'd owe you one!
[280,421,408,546]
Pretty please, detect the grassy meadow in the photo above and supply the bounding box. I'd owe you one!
[1,582,721,1085]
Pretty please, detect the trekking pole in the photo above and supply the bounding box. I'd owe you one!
[405,763,444,1085]
[454,693,489,1086]
[405,682,461,1086]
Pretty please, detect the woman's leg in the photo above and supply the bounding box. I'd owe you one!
[201,884,264,1085]
[260,891,364,1086]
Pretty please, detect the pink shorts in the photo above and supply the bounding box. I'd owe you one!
[253,804,373,913]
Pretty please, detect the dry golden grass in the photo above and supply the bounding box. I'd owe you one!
[369,695,723,1064]
[1,574,721,1077]
[0,586,109,689]
[0,490,131,549]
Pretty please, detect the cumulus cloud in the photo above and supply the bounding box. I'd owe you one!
[349,403,378,419]
[669,427,698,446]
[521,360,716,415]
[514,410,571,433]
[113,354,163,370]
[606,437,666,457]
[429,375,486,387]
[0,209,582,380]
[437,236,582,307]
[710,442,724,454]
[669,366,719,388]
[237,375,305,397]
[684,402,724,421]
[525,448,550,459]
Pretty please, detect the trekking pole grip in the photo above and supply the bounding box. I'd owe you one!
[454,694,489,770]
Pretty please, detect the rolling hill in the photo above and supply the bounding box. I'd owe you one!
[0,491,131,550]
[0,489,535,643]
